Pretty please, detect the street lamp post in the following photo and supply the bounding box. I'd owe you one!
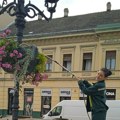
[0,0,59,120]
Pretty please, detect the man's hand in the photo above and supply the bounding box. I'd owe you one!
[78,80,84,84]
[83,80,88,84]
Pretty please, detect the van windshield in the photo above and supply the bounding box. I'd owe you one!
[50,106,62,116]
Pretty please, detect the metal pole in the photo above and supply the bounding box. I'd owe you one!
[12,0,26,119]
[0,0,59,119]
[12,79,19,120]
[15,0,26,44]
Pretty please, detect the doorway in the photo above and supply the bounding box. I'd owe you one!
[24,88,34,116]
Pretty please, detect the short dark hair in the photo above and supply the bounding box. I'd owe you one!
[101,68,112,77]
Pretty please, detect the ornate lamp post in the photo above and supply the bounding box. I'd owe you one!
[0,0,59,120]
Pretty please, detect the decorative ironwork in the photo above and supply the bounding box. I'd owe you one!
[0,0,59,44]
[0,0,59,19]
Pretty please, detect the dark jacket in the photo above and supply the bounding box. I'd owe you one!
[78,80,109,113]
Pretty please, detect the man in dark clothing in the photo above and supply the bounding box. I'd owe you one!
[78,68,112,120]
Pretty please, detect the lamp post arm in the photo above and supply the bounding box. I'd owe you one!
[0,2,16,15]
[25,3,49,21]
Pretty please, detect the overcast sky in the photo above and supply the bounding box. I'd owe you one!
[0,0,120,21]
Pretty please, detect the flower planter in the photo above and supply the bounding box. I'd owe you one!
[0,29,47,85]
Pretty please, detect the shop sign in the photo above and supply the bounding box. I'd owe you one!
[60,88,71,97]
[43,105,50,109]
[41,89,52,96]
[106,89,116,99]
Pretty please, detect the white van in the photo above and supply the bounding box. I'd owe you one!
[42,100,90,120]
[106,100,120,120]
[42,100,120,120]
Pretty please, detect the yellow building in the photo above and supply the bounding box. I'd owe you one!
[0,8,120,118]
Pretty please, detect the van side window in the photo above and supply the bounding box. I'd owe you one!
[50,106,62,116]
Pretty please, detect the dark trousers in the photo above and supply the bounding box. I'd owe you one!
[92,110,107,120]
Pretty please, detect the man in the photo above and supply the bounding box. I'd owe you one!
[78,68,112,120]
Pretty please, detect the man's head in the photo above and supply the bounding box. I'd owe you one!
[96,68,112,81]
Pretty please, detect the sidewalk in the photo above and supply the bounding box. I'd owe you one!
[0,115,42,120]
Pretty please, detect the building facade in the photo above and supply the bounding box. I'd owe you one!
[0,8,120,118]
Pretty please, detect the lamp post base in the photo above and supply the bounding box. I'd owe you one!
[12,82,19,120]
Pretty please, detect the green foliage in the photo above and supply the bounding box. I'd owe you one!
[36,53,47,72]
[0,38,17,52]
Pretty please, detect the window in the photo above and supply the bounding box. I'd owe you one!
[105,51,116,70]
[82,53,92,71]
[24,88,34,116]
[62,54,72,71]
[45,55,52,71]
[49,106,62,116]
[60,97,71,101]
[41,96,51,115]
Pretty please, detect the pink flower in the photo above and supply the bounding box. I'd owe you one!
[42,74,48,80]
[2,63,12,69]
[13,50,18,54]
[0,51,5,55]
[2,54,6,57]
[0,46,5,51]
[10,53,15,57]
[0,33,7,38]
[5,29,11,35]
[0,57,2,61]
[17,53,22,58]
[34,72,42,81]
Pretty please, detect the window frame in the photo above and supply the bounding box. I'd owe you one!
[105,50,116,70]
[82,52,92,71]
[62,54,72,71]
[45,55,53,72]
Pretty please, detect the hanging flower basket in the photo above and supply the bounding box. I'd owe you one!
[0,29,48,86]
[1,46,25,73]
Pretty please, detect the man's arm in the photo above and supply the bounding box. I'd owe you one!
[83,80,92,87]
[78,80,98,95]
